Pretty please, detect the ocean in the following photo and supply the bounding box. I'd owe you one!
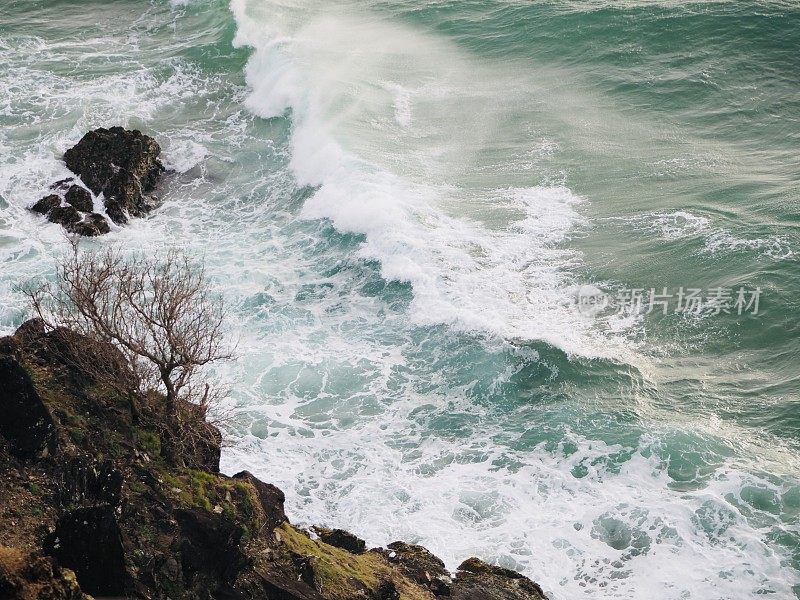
[1,0,799,598]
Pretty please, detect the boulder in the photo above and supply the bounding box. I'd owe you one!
[174,507,246,593]
[314,527,366,554]
[63,127,164,225]
[47,205,81,226]
[233,470,288,531]
[387,541,450,596]
[452,558,548,600]
[31,194,61,215]
[65,213,110,237]
[43,505,128,597]
[0,356,58,460]
[64,185,93,212]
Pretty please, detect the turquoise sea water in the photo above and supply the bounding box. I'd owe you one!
[1,1,799,598]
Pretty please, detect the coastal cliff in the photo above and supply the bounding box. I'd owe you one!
[0,320,549,600]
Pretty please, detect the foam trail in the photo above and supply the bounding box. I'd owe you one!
[231,0,631,361]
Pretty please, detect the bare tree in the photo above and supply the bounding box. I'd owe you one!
[25,238,233,464]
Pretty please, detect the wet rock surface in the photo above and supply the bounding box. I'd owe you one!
[0,320,550,600]
[64,126,164,225]
[28,127,165,235]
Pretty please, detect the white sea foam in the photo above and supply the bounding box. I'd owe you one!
[620,210,794,260]
[222,414,800,600]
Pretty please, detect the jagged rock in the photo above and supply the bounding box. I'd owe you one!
[314,527,366,554]
[387,541,451,596]
[64,185,92,212]
[47,205,81,226]
[452,558,548,600]
[0,356,58,460]
[63,127,164,225]
[0,547,89,600]
[233,470,288,531]
[31,194,61,215]
[43,504,128,597]
[65,213,110,237]
[50,178,75,192]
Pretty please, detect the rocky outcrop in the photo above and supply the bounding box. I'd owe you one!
[387,542,451,596]
[43,505,128,597]
[64,127,164,225]
[0,356,57,460]
[29,127,165,235]
[315,527,367,554]
[0,320,550,600]
[452,559,547,600]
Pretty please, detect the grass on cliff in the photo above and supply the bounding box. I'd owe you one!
[278,524,435,600]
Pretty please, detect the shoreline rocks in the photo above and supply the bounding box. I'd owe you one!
[29,127,165,236]
[0,320,550,600]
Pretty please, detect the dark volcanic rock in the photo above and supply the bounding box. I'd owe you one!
[233,470,288,531]
[175,508,246,595]
[314,527,366,554]
[452,558,548,600]
[47,205,81,226]
[64,185,93,212]
[0,356,57,460]
[50,178,75,192]
[43,505,128,597]
[387,541,451,595]
[63,127,164,225]
[31,194,61,215]
[65,213,110,237]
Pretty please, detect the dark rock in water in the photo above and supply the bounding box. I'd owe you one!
[43,505,128,597]
[387,541,451,595]
[50,177,75,192]
[233,470,288,531]
[65,213,110,237]
[64,185,93,212]
[63,126,164,225]
[31,194,61,215]
[0,356,58,460]
[48,205,81,226]
[0,547,89,600]
[452,558,548,600]
[314,527,366,554]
